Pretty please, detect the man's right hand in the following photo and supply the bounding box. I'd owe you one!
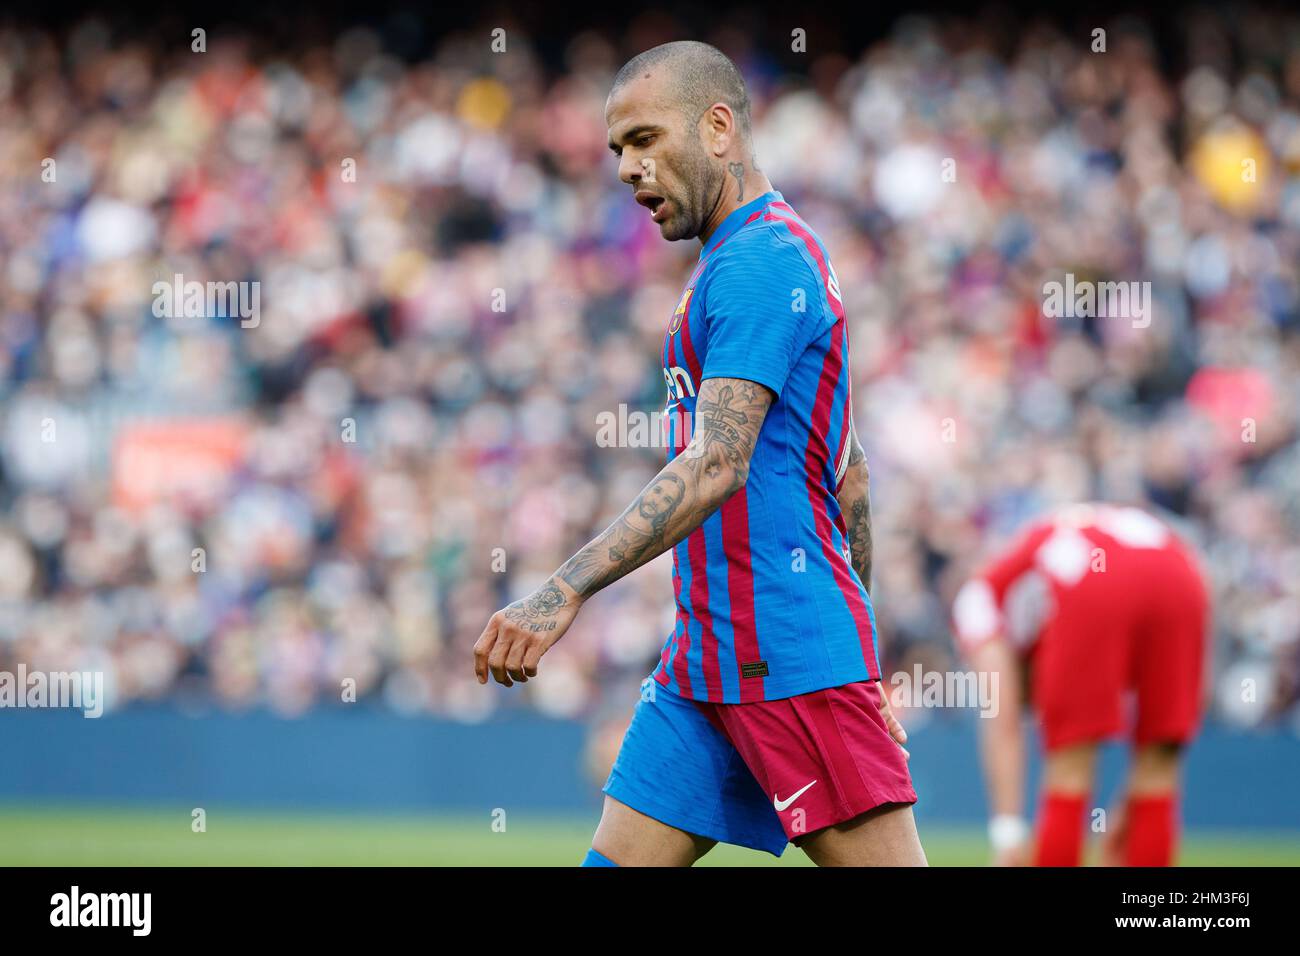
[474,577,583,686]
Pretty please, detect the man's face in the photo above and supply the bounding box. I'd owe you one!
[639,475,684,524]
[606,72,720,241]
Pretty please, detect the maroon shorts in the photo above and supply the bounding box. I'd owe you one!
[697,679,917,842]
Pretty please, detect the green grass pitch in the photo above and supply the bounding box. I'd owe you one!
[2,805,1298,866]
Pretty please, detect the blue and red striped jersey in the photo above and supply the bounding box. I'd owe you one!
[652,190,882,703]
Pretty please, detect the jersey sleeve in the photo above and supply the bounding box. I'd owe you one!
[699,230,826,396]
[953,521,1055,653]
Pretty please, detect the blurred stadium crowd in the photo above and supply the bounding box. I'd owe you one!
[1,9,1298,728]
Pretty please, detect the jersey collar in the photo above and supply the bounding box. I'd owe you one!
[699,190,783,260]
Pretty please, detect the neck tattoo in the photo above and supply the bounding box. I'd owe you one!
[728,162,745,202]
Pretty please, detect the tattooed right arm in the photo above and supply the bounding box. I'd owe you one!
[475,376,774,687]
[555,376,774,599]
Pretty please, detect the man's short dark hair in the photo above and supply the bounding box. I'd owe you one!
[611,40,752,145]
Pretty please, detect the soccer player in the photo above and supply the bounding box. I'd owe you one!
[952,503,1209,866]
[473,41,925,866]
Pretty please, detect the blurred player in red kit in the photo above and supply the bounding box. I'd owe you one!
[952,503,1210,866]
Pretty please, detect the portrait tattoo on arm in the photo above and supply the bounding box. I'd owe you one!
[557,473,688,597]
[556,377,773,600]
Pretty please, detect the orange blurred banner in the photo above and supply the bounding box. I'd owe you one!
[111,419,250,513]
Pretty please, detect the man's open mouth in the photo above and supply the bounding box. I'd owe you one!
[635,190,668,222]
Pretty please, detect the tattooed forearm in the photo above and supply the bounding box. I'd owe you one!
[728,162,745,201]
[845,492,873,594]
[557,472,686,596]
[838,429,873,595]
[557,377,773,599]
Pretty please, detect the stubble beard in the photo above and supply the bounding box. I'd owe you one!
[661,140,724,242]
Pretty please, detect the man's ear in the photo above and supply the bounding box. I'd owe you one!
[703,102,735,157]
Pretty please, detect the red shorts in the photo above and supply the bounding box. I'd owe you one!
[1031,542,1209,751]
[698,679,917,842]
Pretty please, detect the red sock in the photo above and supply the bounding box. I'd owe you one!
[1034,793,1087,866]
[1124,794,1177,866]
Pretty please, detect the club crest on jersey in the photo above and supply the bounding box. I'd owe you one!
[669,287,693,335]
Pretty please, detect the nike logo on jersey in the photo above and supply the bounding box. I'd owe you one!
[773,780,817,812]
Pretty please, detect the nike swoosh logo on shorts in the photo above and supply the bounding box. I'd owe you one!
[773,780,817,812]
